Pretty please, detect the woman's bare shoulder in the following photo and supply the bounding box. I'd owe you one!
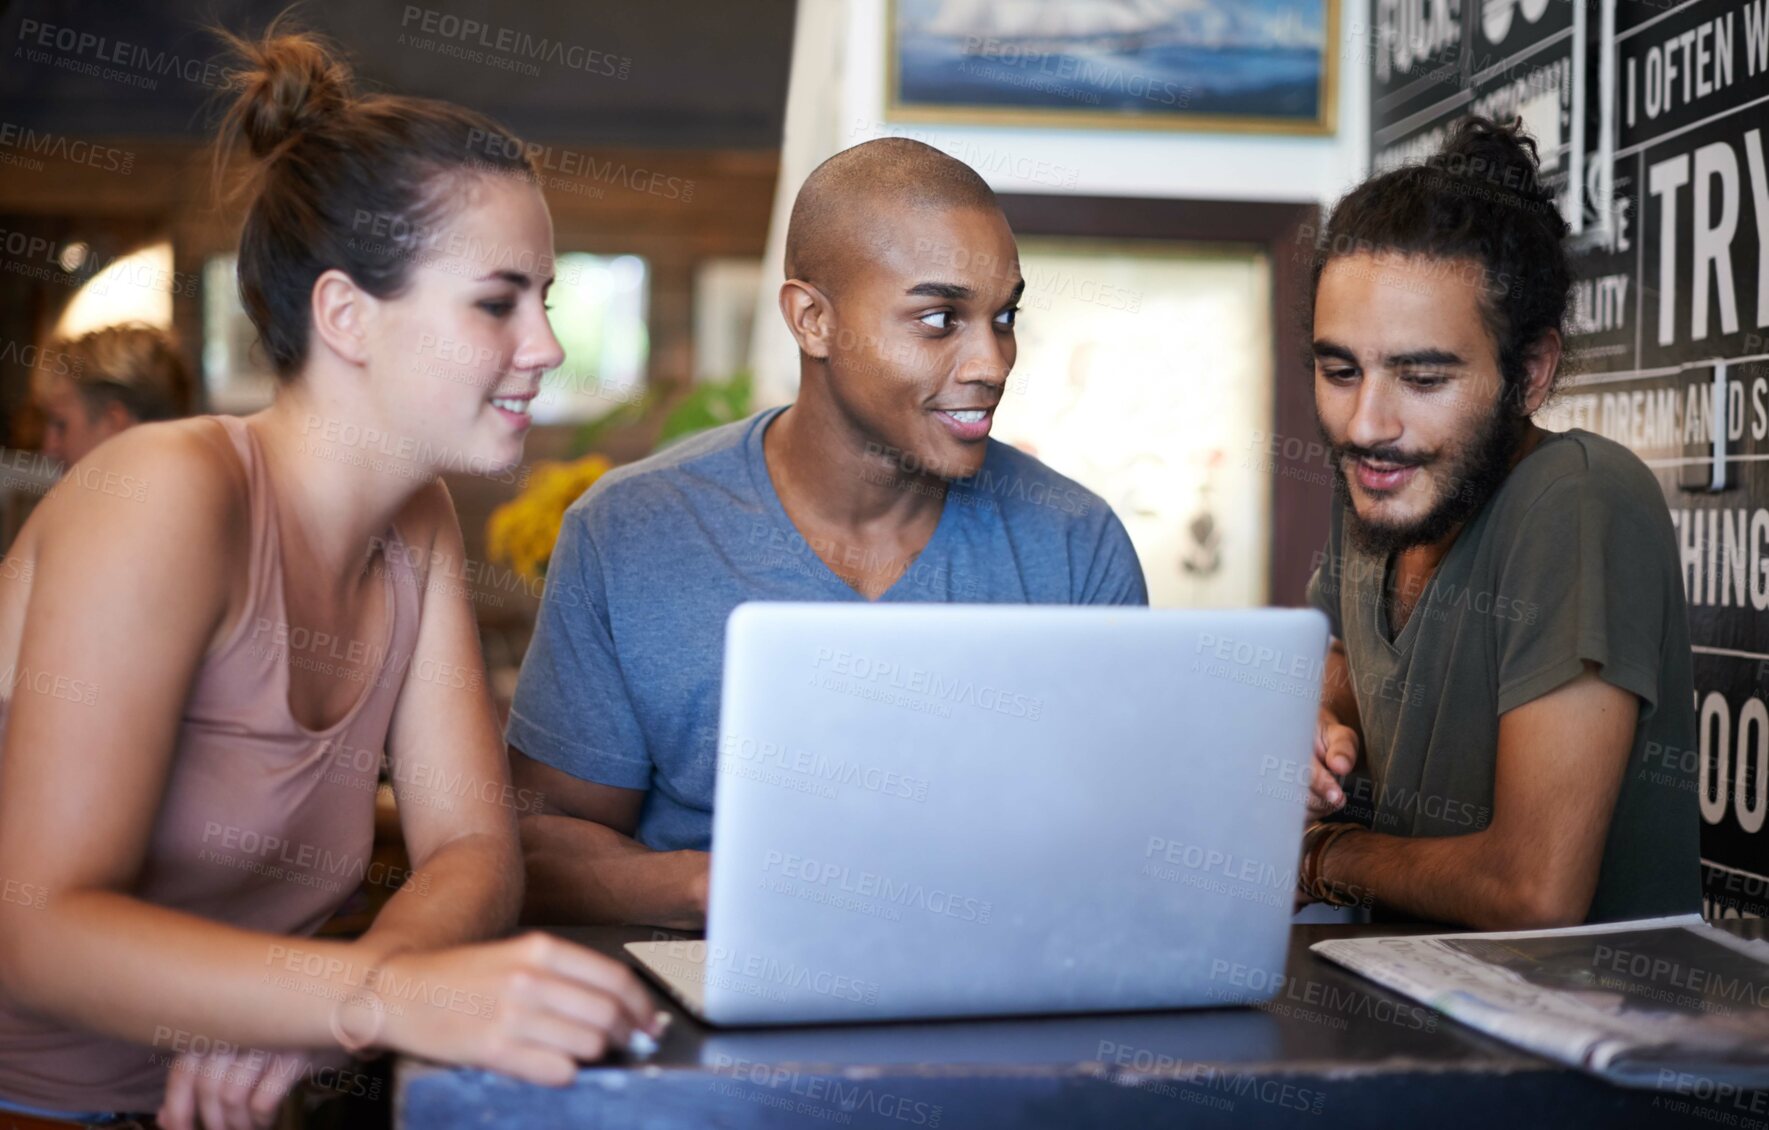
[26,418,248,571]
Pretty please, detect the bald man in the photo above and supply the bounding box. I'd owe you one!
[507,139,1148,927]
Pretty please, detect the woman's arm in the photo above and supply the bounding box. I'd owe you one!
[364,478,523,953]
[0,424,362,1048]
[0,429,656,1075]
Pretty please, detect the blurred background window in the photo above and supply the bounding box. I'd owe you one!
[533,252,648,424]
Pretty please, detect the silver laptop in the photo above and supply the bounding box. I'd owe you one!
[626,603,1328,1026]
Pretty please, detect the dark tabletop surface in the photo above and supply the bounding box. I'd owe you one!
[396,918,1769,1129]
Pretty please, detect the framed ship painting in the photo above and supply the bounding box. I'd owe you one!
[887,0,1336,135]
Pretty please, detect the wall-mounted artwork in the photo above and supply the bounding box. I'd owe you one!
[888,0,1336,135]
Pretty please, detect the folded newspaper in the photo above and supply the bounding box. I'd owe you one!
[1312,915,1769,1089]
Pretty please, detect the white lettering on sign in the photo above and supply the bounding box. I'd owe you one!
[1628,3,1769,129]
[1569,273,1631,335]
[1543,375,1769,453]
[1648,129,1769,346]
[1375,0,1460,84]
[1672,507,1769,610]
[1480,0,1550,47]
[1695,689,1769,833]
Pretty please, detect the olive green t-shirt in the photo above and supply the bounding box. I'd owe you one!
[1305,428,1700,923]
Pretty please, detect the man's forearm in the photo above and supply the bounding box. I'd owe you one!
[1317,826,1579,930]
[518,813,706,928]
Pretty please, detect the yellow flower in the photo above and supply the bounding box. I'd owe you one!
[486,454,611,584]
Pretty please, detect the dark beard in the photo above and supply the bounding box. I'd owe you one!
[1323,400,1523,558]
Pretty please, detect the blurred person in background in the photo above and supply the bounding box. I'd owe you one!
[33,322,196,467]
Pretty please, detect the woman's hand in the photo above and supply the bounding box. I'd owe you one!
[157,1045,349,1130]
[1309,707,1359,814]
[375,933,662,1085]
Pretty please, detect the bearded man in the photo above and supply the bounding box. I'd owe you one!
[1299,117,1699,928]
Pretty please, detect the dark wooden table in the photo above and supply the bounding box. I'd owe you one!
[396,920,1768,1129]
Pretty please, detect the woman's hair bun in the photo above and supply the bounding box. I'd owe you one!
[217,22,354,160]
[1426,115,1568,238]
[209,10,539,379]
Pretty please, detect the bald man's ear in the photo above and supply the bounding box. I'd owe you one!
[778,279,836,362]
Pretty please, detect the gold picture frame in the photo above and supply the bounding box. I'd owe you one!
[885,0,1338,137]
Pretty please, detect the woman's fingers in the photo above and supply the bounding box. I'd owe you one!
[160,1047,302,1130]
[158,1053,200,1130]
[488,1042,581,1088]
[510,1009,614,1066]
[247,1053,306,1128]
[381,936,663,1075]
[192,1047,237,1130]
[533,977,634,1050]
[218,1054,267,1130]
[523,934,658,1036]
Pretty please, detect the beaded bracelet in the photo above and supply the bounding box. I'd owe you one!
[1299,822,1361,908]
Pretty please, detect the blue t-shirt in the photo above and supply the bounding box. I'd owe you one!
[505,405,1148,850]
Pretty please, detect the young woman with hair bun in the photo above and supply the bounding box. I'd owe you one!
[0,18,660,1129]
